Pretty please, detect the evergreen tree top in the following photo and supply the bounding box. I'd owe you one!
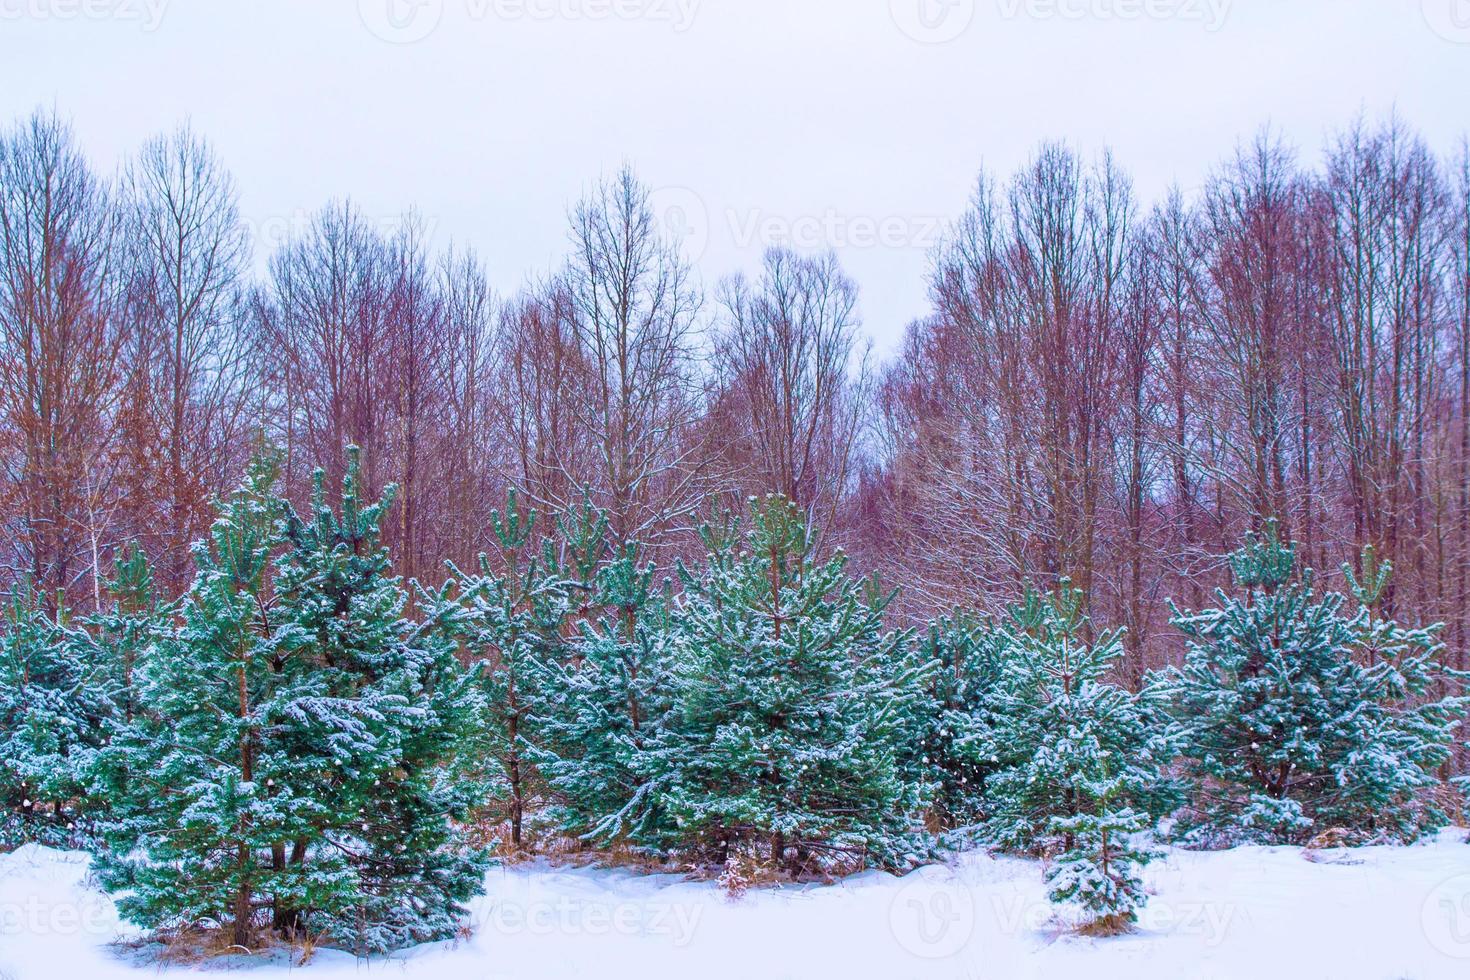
[997,581,1127,696]
[680,495,882,630]
[553,494,609,587]
[107,542,154,614]
[490,489,536,555]
[1343,543,1391,612]
[596,543,656,615]
[1228,519,1299,591]
[297,444,397,553]
[198,448,286,591]
[1008,577,1087,640]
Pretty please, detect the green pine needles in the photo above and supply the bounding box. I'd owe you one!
[0,582,107,848]
[2,468,1465,950]
[93,448,491,954]
[1161,521,1465,845]
[965,582,1179,855]
[649,497,936,874]
[955,581,1176,929]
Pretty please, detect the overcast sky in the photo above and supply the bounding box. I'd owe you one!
[4,0,1468,356]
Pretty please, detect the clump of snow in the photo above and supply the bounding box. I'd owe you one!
[3,832,1470,978]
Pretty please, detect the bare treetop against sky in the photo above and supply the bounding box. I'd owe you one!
[4,0,1468,355]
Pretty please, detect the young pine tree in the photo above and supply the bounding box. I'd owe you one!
[909,613,1007,833]
[1162,523,1464,845]
[968,582,1177,857]
[532,535,677,848]
[1339,545,1466,835]
[651,497,934,874]
[0,583,110,847]
[89,543,159,728]
[96,453,302,949]
[98,449,490,954]
[960,582,1174,931]
[1045,808,1160,934]
[450,492,575,850]
[275,447,491,952]
[77,543,165,843]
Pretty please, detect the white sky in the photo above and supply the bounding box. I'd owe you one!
[3,0,1468,357]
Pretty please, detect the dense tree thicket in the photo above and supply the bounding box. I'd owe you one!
[2,103,1469,945]
[2,461,1461,943]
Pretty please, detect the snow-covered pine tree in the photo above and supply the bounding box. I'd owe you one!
[0,582,108,847]
[909,613,1007,832]
[1163,523,1464,845]
[98,448,490,955]
[1045,807,1160,934]
[90,543,159,728]
[77,543,164,842]
[1338,545,1466,835]
[651,496,933,875]
[95,452,302,949]
[532,536,676,847]
[271,446,491,952]
[956,582,1171,930]
[449,491,574,850]
[968,582,1177,857]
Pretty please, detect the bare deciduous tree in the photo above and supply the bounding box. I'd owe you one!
[556,166,705,551]
[119,123,253,590]
[0,111,123,604]
[710,246,870,531]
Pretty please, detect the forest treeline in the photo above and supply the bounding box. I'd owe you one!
[1,106,1468,691]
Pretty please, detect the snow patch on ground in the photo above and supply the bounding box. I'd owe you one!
[3,832,1470,978]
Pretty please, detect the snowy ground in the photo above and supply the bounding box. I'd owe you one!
[4,832,1470,979]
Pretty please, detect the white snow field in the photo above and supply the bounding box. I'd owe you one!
[4,831,1470,979]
